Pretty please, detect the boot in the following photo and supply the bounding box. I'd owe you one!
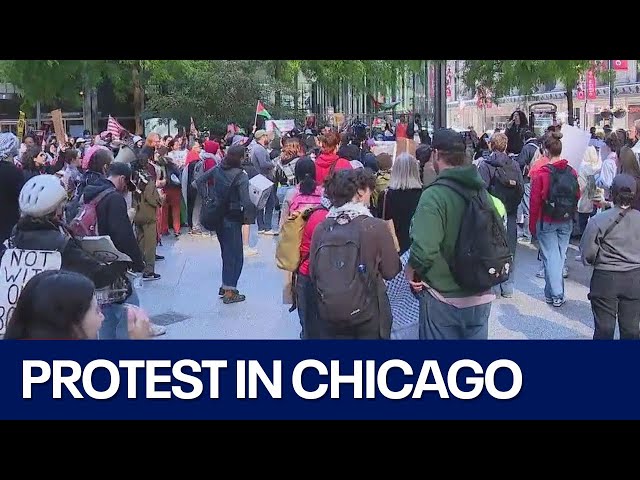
[223,289,246,304]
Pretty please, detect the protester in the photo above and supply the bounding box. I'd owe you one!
[4,270,152,340]
[59,148,83,198]
[406,128,504,339]
[196,145,253,304]
[279,157,323,227]
[133,153,164,281]
[371,153,392,216]
[618,146,640,211]
[416,144,436,188]
[516,130,540,243]
[21,147,51,181]
[309,168,401,339]
[378,153,423,254]
[157,146,182,238]
[529,131,579,307]
[314,131,352,186]
[505,110,528,155]
[576,146,601,238]
[0,133,24,253]
[580,174,640,339]
[184,139,204,235]
[596,132,622,201]
[250,130,277,235]
[477,132,524,298]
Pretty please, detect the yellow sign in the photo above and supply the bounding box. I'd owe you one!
[16,111,25,143]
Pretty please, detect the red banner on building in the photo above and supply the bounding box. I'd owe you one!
[445,65,453,98]
[586,69,597,100]
[613,60,628,70]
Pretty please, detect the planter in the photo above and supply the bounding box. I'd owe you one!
[614,110,626,119]
[601,110,613,120]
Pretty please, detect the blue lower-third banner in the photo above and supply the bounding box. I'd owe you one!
[0,340,637,420]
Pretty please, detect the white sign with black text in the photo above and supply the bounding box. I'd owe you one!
[0,249,62,335]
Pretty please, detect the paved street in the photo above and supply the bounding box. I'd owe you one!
[140,224,597,340]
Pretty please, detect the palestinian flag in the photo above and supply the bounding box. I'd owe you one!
[256,101,271,120]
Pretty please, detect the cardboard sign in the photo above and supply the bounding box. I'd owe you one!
[51,109,66,142]
[16,111,26,143]
[370,141,397,162]
[0,249,62,334]
[249,174,274,210]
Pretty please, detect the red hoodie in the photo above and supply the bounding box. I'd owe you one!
[529,159,580,236]
[314,153,352,186]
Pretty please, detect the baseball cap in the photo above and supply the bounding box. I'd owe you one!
[254,129,269,140]
[107,162,136,191]
[612,173,637,197]
[431,128,465,153]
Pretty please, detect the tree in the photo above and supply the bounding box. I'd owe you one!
[0,60,105,110]
[462,60,595,126]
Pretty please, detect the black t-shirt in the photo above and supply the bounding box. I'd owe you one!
[379,187,423,254]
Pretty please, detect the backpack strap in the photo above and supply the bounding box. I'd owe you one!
[430,177,473,202]
[89,187,116,206]
[602,207,630,240]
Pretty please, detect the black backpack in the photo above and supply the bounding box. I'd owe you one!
[488,161,524,214]
[430,178,512,293]
[199,168,243,231]
[542,164,578,220]
[310,215,378,326]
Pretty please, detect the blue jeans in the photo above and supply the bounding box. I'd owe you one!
[519,182,531,240]
[218,218,244,290]
[418,290,492,340]
[257,185,276,231]
[496,212,518,296]
[537,220,572,301]
[99,287,140,340]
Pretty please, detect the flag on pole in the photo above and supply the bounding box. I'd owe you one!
[256,101,271,120]
[107,115,125,140]
[190,117,199,137]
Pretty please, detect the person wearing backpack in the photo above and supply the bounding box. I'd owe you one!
[580,174,640,339]
[195,145,253,304]
[309,168,401,339]
[477,132,524,298]
[314,130,352,186]
[371,153,393,217]
[11,175,130,305]
[405,129,511,340]
[516,130,540,244]
[529,131,580,307]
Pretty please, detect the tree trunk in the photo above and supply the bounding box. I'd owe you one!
[566,89,574,126]
[274,61,282,108]
[132,63,144,135]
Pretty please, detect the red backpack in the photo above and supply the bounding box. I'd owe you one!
[68,188,115,237]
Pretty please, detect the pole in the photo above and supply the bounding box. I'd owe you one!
[253,100,259,130]
[608,59,614,110]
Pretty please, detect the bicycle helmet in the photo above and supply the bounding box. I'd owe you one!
[19,174,67,217]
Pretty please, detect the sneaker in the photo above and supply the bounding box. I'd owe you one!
[155,254,165,261]
[575,254,582,262]
[223,290,246,304]
[218,287,225,297]
[563,266,569,278]
[545,297,553,304]
[149,323,167,337]
[518,237,532,245]
[143,273,161,281]
[536,268,545,278]
[258,230,267,234]
[501,292,514,299]
[263,230,279,236]
[174,233,181,239]
[552,298,566,308]
[243,246,259,257]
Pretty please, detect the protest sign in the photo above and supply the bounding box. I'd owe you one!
[265,120,295,133]
[560,124,591,171]
[0,249,62,334]
[51,109,66,142]
[370,141,397,162]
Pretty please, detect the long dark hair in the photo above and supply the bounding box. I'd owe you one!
[21,146,45,172]
[222,145,246,169]
[5,270,96,340]
[294,156,316,195]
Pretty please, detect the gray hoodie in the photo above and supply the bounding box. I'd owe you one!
[580,206,640,271]
[250,142,274,180]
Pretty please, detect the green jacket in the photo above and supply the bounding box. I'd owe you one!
[408,164,499,297]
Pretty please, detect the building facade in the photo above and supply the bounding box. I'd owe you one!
[445,60,640,134]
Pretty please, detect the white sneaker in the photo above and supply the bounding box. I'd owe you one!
[563,266,569,278]
[149,323,167,337]
[536,268,545,278]
[243,246,259,257]
[575,254,582,262]
[263,230,279,236]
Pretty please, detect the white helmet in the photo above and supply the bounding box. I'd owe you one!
[19,174,68,217]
